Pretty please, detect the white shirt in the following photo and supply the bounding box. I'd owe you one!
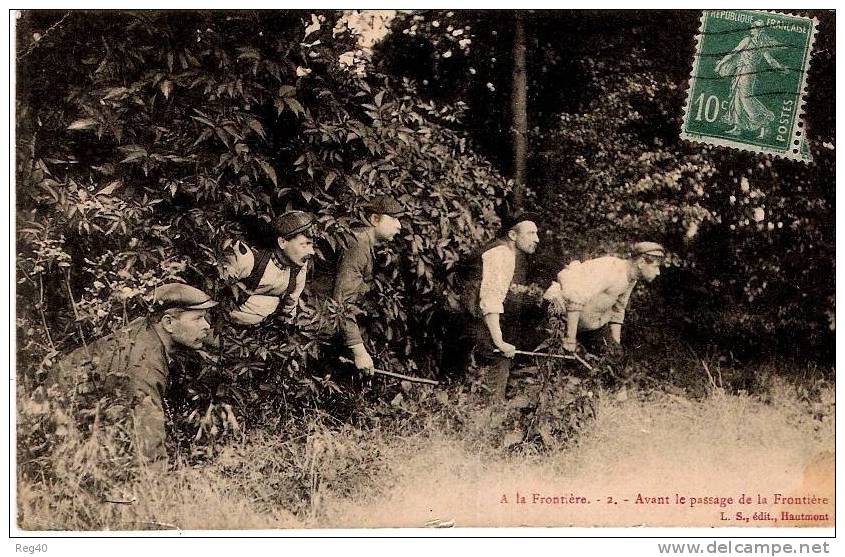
[224,241,307,325]
[479,244,515,316]
[543,256,636,331]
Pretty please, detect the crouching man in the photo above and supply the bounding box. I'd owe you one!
[224,210,316,326]
[333,195,405,373]
[47,283,217,468]
[461,213,540,400]
[543,241,665,354]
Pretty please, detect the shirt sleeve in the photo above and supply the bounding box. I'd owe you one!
[126,338,168,463]
[282,264,308,319]
[609,280,636,324]
[223,241,254,281]
[333,241,368,346]
[479,245,515,316]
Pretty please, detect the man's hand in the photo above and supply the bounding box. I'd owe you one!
[483,313,515,359]
[494,340,516,359]
[563,338,578,353]
[350,343,375,375]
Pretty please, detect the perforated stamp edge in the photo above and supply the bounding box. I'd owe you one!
[679,10,819,162]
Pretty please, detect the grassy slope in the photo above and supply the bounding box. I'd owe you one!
[324,380,834,528]
[17,378,834,530]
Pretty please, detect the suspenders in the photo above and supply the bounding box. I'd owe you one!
[241,247,301,299]
[243,249,273,292]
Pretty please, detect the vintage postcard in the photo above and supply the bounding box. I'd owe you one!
[12,8,834,539]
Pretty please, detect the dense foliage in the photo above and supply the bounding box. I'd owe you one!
[16,10,510,457]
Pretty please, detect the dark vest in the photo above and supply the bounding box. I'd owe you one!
[459,238,527,318]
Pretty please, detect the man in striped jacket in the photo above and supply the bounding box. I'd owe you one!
[224,211,316,326]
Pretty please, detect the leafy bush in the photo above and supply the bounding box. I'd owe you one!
[16,10,510,460]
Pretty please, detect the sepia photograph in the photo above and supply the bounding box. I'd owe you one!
[11,6,835,538]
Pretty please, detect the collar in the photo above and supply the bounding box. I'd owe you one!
[352,227,376,256]
[271,247,303,272]
[364,227,376,254]
[149,321,173,364]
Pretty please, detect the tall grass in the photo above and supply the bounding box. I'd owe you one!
[17,361,834,530]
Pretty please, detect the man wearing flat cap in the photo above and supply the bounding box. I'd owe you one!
[543,241,665,354]
[224,210,316,326]
[460,212,540,399]
[48,283,217,467]
[333,195,404,373]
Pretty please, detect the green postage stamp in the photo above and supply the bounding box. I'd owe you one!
[681,10,818,162]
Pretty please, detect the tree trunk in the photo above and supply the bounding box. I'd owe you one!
[511,11,528,211]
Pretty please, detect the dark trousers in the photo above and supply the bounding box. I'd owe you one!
[579,325,618,356]
[469,321,512,399]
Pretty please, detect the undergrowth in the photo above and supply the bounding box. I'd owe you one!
[16,354,834,530]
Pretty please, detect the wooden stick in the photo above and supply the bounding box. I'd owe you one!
[372,368,439,386]
[498,349,595,372]
[513,349,572,360]
[339,357,439,385]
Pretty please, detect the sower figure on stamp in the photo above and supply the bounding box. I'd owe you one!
[714,19,788,137]
[461,212,540,400]
[224,211,316,326]
[543,242,664,356]
[332,195,405,374]
[47,283,217,469]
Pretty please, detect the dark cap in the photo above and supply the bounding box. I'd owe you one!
[151,283,218,312]
[632,241,666,258]
[272,211,316,239]
[363,195,405,217]
[499,211,540,236]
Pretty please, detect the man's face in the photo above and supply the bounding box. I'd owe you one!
[638,256,662,282]
[278,233,315,266]
[163,309,212,350]
[510,221,540,254]
[372,214,402,242]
